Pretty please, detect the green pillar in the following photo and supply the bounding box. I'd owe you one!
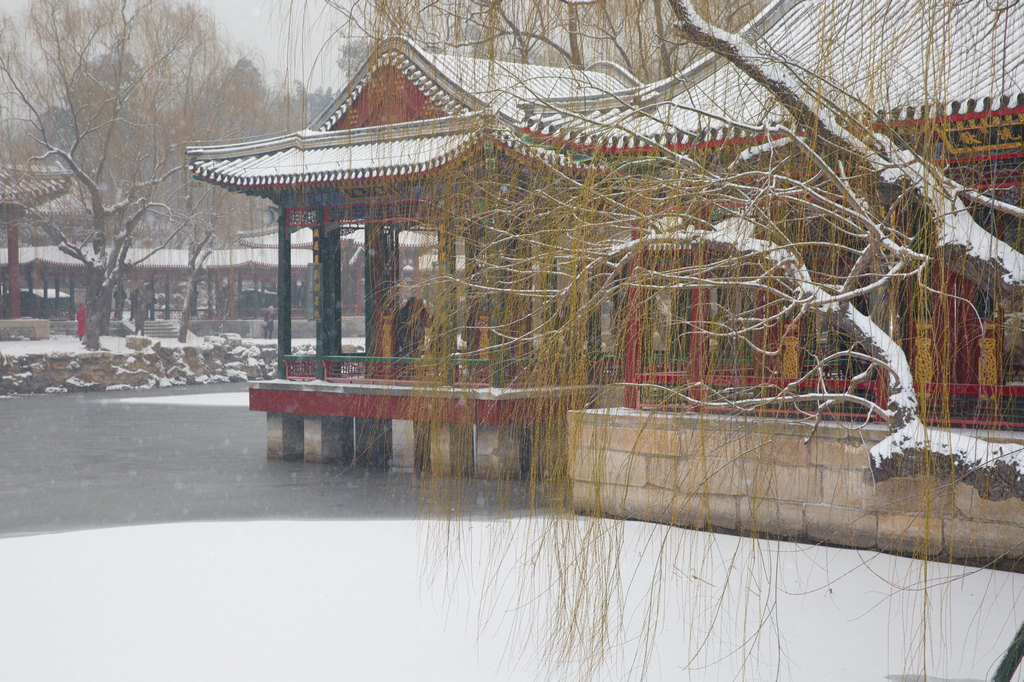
[323,226,341,356]
[364,223,395,358]
[487,221,507,388]
[311,209,325,379]
[437,223,457,384]
[304,265,313,321]
[276,208,292,379]
[363,225,373,357]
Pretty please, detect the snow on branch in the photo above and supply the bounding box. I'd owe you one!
[668,0,1024,307]
[655,216,1024,500]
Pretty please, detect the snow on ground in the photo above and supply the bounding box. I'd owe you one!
[0,334,134,357]
[0,518,1020,682]
[0,335,325,357]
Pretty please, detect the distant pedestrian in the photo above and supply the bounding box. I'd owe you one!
[130,290,144,335]
[263,305,276,339]
[76,302,86,341]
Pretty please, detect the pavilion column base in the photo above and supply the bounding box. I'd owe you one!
[355,418,391,470]
[267,413,303,461]
[392,419,427,472]
[524,418,567,479]
[304,416,354,464]
[474,425,527,479]
[429,423,473,475]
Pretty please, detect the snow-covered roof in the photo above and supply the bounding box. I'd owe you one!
[0,246,314,271]
[312,36,638,130]
[187,33,635,193]
[188,115,488,190]
[239,227,436,250]
[0,169,71,211]
[528,0,1024,147]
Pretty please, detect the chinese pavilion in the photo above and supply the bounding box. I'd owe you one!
[187,37,634,473]
[188,0,1024,476]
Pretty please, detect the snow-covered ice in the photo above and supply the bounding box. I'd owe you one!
[0,518,1020,681]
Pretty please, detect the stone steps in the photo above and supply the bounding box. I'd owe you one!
[143,319,179,338]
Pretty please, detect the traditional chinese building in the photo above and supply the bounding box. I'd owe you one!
[0,169,71,320]
[187,0,1024,478]
[187,37,633,472]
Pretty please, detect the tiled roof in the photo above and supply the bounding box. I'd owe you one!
[188,115,488,189]
[187,36,637,191]
[0,169,71,211]
[187,109,593,193]
[312,36,638,130]
[527,0,1024,147]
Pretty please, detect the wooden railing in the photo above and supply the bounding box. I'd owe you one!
[634,362,1024,431]
[283,352,1024,431]
[283,354,491,386]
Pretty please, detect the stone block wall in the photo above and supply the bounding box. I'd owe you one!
[568,408,1024,567]
[0,319,50,341]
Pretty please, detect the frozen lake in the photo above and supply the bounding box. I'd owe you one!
[1,385,1022,681]
[0,384,518,537]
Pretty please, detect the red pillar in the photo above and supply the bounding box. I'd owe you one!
[7,222,20,318]
[622,228,642,409]
[688,245,709,406]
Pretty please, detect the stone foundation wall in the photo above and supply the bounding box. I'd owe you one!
[568,408,1024,567]
[0,319,50,341]
[0,335,276,394]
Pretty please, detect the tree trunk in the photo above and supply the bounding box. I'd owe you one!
[82,267,113,351]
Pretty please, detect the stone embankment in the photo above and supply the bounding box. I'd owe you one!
[569,409,1024,570]
[0,335,276,395]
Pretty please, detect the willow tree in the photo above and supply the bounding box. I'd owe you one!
[365,0,1024,677]
[269,0,1024,678]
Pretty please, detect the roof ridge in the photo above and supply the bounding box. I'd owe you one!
[187,112,491,161]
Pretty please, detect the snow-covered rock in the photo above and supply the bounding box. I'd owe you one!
[0,336,277,395]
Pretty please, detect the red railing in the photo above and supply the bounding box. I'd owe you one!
[634,365,1024,430]
[283,356,318,381]
[281,355,492,386]
[324,356,492,386]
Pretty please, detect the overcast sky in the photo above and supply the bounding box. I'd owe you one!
[2,0,348,91]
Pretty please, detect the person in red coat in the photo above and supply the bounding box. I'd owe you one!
[76,302,86,341]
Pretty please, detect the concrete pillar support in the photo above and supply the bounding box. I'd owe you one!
[392,419,415,472]
[267,412,303,460]
[474,424,525,478]
[355,417,392,470]
[430,423,473,475]
[304,416,353,464]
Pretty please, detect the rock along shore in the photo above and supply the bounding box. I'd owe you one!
[0,334,276,395]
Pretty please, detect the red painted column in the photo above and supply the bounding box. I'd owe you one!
[688,245,709,407]
[874,365,889,421]
[622,227,642,409]
[7,222,20,318]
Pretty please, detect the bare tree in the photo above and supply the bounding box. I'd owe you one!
[0,0,229,348]
[332,0,762,74]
